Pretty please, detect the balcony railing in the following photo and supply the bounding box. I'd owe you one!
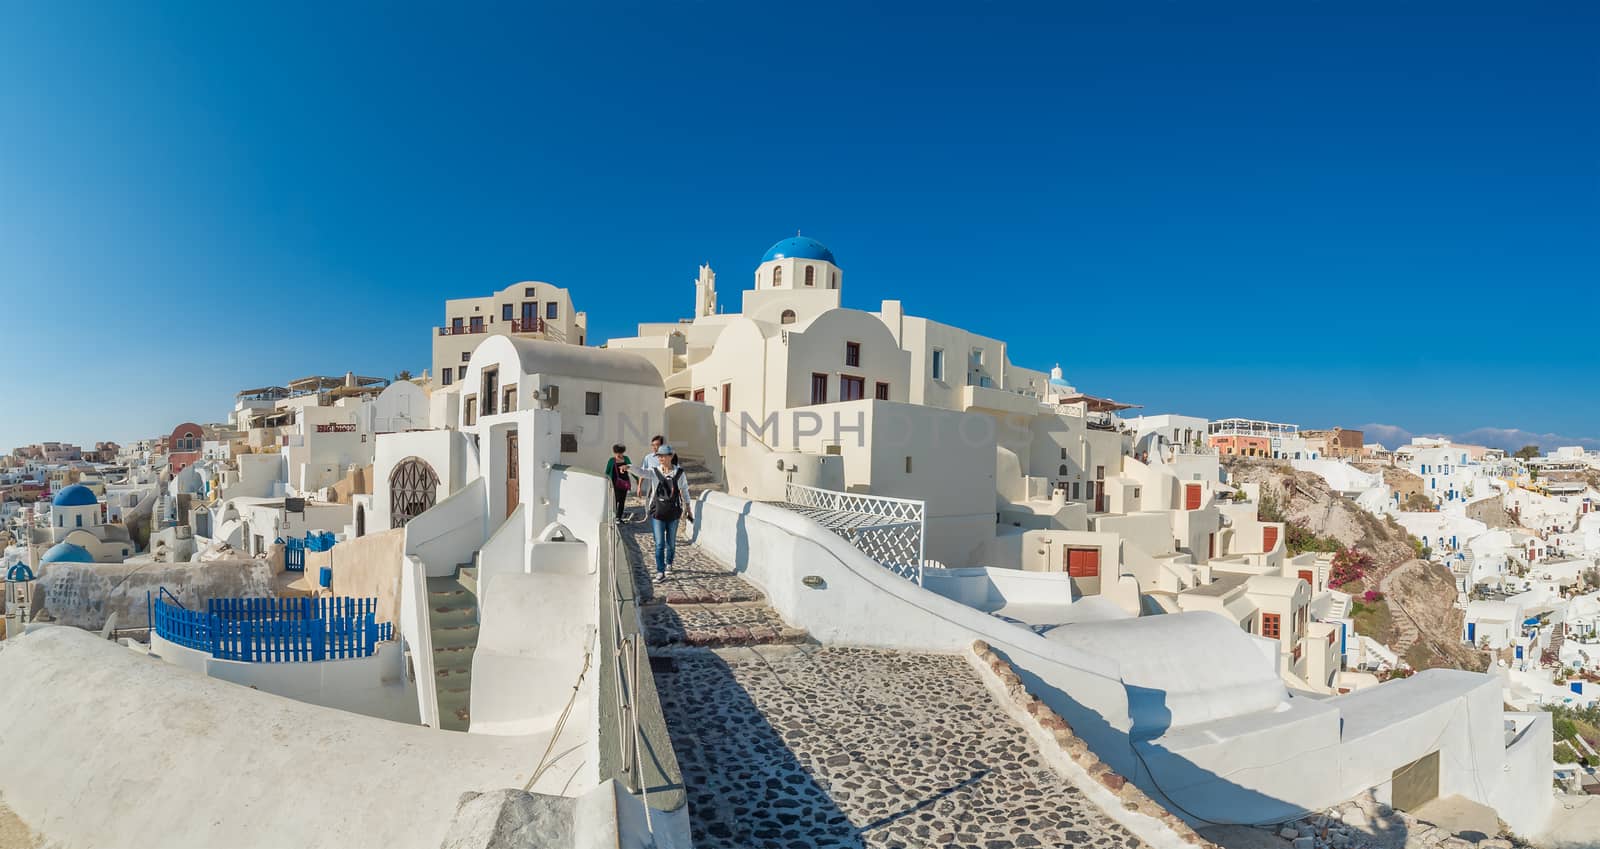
[438,324,486,336]
[512,317,547,333]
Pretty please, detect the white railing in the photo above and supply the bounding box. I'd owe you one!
[781,482,927,584]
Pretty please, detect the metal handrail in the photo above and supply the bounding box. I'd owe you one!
[604,519,653,833]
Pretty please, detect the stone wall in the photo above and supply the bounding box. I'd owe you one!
[328,528,404,626]
[32,558,277,630]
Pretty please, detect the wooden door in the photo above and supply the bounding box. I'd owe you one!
[1185,484,1202,510]
[505,431,520,518]
[1298,569,1314,586]
[1263,526,1280,551]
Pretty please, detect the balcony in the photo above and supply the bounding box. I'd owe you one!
[512,317,546,334]
[438,324,486,337]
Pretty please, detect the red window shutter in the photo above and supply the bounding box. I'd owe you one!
[1263,526,1280,551]
[1297,570,1314,585]
[1262,613,1281,639]
[1184,484,1202,510]
[1066,548,1101,578]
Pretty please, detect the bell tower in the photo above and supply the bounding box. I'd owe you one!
[694,263,717,317]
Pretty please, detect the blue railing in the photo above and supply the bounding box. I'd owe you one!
[148,592,393,663]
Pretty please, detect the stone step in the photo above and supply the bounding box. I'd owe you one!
[642,602,809,649]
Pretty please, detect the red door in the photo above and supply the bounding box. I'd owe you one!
[692,389,705,403]
[1297,569,1314,586]
[1185,484,1202,510]
[1263,526,1280,551]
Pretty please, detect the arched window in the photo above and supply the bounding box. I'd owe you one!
[780,309,797,325]
[389,457,440,528]
[772,266,783,286]
[804,266,814,287]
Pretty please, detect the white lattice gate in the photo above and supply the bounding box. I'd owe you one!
[780,483,927,584]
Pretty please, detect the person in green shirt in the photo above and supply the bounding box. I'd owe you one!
[604,444,632,523]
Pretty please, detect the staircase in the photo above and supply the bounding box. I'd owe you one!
[426,564,479,731]
[1543,623,1566,666]
[1326,591,1351,620]
[677,459,725,495]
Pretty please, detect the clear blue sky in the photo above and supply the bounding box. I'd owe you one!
[3,1,1596,453]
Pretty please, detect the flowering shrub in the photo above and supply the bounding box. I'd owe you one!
[1362,590,1384,603]
[1329,547,1374,588]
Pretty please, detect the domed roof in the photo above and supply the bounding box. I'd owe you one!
[52,484,98,507]
[41,542,94,564]
[762,236,835,265]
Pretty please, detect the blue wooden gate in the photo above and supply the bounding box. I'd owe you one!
[283,537,305,572]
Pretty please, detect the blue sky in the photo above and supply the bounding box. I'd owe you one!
[2,2,1596,453]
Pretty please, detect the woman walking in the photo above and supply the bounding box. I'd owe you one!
[647,444,692,582]
[604,444,632,523]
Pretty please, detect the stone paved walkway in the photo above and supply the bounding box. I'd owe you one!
[622,520,763,605]
[623,523,807,649]
[655,645,1147,849]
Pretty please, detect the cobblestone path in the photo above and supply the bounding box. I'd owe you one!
[622,525,1146,849]
[624,522,807,648]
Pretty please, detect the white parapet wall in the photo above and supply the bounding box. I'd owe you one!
[0,627,560,849]
[148,632,418,724]
[691,491,1555,834]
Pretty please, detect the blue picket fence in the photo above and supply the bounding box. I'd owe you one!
[149,592,393,663]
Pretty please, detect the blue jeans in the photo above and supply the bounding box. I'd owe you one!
[651,517,679,575]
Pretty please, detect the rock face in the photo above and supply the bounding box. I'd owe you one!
[1222,459,1416,569]
[438,790,574,849]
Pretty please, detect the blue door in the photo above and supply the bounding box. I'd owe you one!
[1466,622,1476,643]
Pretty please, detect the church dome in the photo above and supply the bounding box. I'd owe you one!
[52,484,98,507]
[762,236,835,265]
[41,542,94,564]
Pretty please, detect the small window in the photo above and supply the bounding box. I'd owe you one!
[811,373,828,405]
[458,366,468,380]
[461,352,471,362]
[482,368,499,416]
[525,287,536,297]
[1262,613,1281,640]
[781,309,797,325]
[585,391,601,416]
[1060,447,1068,460]
[845,341,860,367]
[932,348,945,381]
[971,347,984,366]
[804,266,815,287]
[546,302,558,320]
[772,266,783,286]
[875,382,890,401]
[463,397,477,425]
[559,433,578,452]
[721,383,732,413]
[830,271,838,289]
[501,304,513,321]
[442,369,454,386]
[904,456,913,474]
[502,387,516,412]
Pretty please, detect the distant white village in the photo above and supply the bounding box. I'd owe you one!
[3,236,1599,848]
